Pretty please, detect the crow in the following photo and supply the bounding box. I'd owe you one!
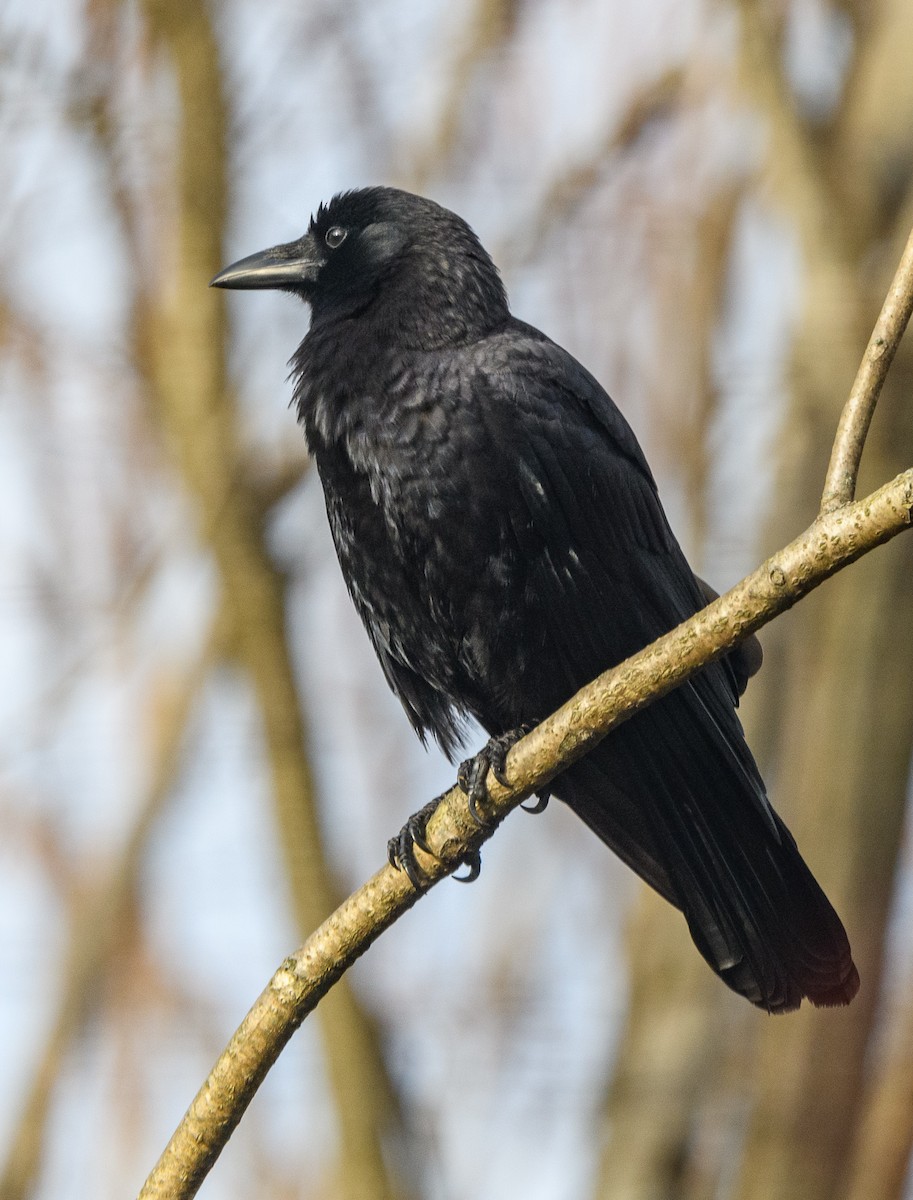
[212,186,859,1012]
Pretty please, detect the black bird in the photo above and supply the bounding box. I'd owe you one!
[212,186,859,1013]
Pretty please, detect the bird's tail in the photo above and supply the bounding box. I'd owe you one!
[556,678,859,1013]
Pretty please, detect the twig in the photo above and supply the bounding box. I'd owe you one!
[821,223,913,511]
[138,467,913,1200]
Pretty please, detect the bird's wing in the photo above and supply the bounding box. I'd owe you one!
[452,323,776,832]
[470,324,752,728]
[465,328,855,1010]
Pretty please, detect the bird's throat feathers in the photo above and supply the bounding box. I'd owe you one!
[292,209,509,445]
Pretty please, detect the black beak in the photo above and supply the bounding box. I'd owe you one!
[209,235,321,291]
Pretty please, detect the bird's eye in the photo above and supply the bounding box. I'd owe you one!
[325,226,347,249]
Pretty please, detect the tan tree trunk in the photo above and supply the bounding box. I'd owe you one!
[137,2,409,1196]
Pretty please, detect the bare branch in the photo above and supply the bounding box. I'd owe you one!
[821,222,913,511]
[137,463,913,1200]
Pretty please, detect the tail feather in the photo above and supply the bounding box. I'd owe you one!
[556,675,859,1013]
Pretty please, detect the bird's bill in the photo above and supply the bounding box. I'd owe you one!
[209,237,319,290]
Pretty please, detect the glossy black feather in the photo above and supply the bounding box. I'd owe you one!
[224,186,858,1011]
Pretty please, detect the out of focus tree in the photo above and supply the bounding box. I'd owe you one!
[596,4,913,1200]
[1,2,913,1199]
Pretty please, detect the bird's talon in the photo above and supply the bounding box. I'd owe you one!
[387,834,425,890]
[458,754,491,825]
[407,818,432,856]
[521,789,550,814]
[453,851,482,883]
[392,727,540,890]
[459,725,534,824]
[490,724,535,788]
[387,797,444,890]
[490,757,512,790]
[487,742,511,788]
[457,759,473,794]
[403,855,425,891]
[467,787,487,826]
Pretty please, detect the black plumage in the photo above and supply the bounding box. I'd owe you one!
[212,186,859,1013]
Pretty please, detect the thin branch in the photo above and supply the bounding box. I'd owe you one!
[138,463,913,1200]
[821,222,913,511]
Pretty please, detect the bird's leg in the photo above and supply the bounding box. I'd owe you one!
[389,724,548,890]
[457,724,549,823]
[387,795,482,889]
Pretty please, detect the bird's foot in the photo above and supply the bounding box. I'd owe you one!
[387,795,482,889]
[457,724,537,824]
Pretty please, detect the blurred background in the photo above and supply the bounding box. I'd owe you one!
[2,1,913,1198]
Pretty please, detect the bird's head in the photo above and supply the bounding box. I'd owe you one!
[211,187,509,345]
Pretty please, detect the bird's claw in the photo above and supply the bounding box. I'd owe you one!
[457,754,492,825]
[387,797,439,890]
[390,727,541,887]
[387,796,483,888]
[453,851,482,883]
[521,788,550,814]
[457,725,535,823]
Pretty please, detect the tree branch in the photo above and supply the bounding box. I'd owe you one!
[138,472,913,1200]
[137,222,913,1200]
[821,221,913,512]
